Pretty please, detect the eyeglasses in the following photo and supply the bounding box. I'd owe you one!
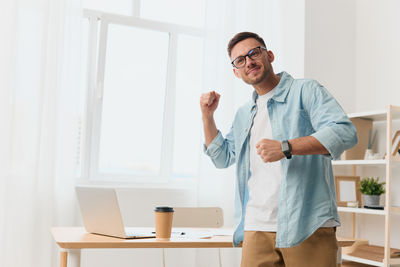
[231,46,267,69]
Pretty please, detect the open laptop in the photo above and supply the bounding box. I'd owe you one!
[75,186,156,239]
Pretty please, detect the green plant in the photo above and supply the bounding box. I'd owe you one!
[359,177,385,195]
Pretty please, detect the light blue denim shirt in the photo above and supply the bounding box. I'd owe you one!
[204,72,357,248]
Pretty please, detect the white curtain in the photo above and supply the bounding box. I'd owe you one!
[0,0,82,266]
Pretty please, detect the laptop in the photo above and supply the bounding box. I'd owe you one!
[75,186,156,239]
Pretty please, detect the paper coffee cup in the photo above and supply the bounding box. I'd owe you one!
[154,206,174,240]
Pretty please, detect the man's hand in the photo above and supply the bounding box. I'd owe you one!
[256,139,285,162]
[200,91,220,119]
[200,91,220,147]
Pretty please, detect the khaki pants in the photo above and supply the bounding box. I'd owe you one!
[241,228,338,267]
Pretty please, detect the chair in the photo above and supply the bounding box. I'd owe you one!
[172,207,224,228]
[161,207,224,267]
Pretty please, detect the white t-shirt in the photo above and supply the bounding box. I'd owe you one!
[244,91,339,231]
[245,90,282,232]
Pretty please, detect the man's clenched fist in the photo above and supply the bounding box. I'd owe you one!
[200,91,220,119]
[256,139,285,162]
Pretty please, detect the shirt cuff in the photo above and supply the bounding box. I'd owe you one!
[203,130,224,157]
[311,127,344,160]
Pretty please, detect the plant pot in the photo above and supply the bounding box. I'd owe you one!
[363,195,380,206]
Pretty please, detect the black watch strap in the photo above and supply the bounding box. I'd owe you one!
[281,140,292,159]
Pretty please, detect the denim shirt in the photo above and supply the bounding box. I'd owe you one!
[204,72,357,248]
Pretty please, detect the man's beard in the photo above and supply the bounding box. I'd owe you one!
[242,67,269,85]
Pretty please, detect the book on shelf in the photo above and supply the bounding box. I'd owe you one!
[341,118,373,160]
[392,130,400,156]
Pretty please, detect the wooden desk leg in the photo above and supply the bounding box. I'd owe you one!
[337,247,342,267]
[60,251,68,267]
[60,249,81,267]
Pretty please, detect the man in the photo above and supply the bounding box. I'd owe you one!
[200,32,357,267]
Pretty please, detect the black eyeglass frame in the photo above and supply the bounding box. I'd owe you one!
[231,46,268,69]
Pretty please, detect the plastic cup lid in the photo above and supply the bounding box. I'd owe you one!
[154,206,174,212]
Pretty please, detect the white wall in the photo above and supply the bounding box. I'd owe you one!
[304,0,356,113]
[355,0,400,111]
[279,0,305,79]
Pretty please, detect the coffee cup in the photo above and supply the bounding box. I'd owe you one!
[154,206,174,240]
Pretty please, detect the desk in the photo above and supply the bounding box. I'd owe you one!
[52,227,354,267]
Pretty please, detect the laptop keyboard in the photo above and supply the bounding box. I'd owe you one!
[125,229,155,238]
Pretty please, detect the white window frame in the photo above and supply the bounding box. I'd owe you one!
[80,9,204,184]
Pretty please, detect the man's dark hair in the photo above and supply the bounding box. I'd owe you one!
[227,32,266,58]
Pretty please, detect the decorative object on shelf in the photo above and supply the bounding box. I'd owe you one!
[364,129,379,160]
[341,118,372,160]
[335,176,361,207]
[364,149,381,160]
[345,244,400,262]
[359,177,385,208]
[346,201,359,208]
[391,130,400,156]
[341,238,369,254]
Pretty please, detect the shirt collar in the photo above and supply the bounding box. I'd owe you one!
[251,71,294,104]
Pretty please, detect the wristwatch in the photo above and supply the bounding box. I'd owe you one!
[281,140,292,159]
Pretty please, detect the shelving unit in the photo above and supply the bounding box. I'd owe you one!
[333,105,400,267]
[333,160,387,166]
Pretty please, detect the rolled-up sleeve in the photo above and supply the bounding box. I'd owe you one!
[304,83,358,160]
[203,128,236,168]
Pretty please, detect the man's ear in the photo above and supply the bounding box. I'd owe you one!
[267,50,275,63]
[233,68,241,79]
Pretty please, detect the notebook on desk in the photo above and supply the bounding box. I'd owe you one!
[75,186,156,239]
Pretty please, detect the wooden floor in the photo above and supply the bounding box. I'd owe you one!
[342,261,374,267]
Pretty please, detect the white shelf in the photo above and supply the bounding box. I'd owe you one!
[332,159,386,165]
[338,206,400,215]
[348,107,400,121]
[342,254,383,266]
[332,158,400,165]
[338,207,386,215]
[348,109,387,121]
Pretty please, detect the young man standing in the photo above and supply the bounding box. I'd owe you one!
[200,32,357,267]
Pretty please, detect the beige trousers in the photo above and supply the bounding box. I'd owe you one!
[241,228,338,267]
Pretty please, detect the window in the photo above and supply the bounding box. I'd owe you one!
[99,25,169,176]
[79,1,205,182]
[140,0,205,28]
[173,35,203,178]
[83,0,134,16]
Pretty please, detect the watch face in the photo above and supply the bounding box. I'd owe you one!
[282,140,292,159]
[282,142,289,152]
[282,141,289,152]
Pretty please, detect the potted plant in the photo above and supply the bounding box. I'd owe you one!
[359,177,385,207]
